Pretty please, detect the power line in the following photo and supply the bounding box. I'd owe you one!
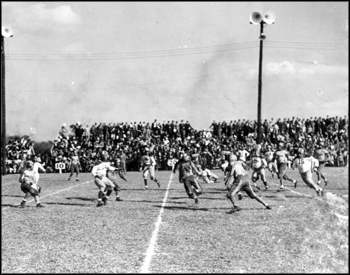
[6,43,258,60]
[7,66,257,93]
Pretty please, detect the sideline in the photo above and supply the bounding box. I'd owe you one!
[2,180,93,211]
[140,173,173,273]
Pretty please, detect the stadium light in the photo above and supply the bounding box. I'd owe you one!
[250,11,275,145]
[1,26,14,175]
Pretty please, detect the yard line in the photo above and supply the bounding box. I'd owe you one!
[140,173,173,274]
[2,180,93,211]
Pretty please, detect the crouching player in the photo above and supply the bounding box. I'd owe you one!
[196,164,219,184]
[225,155,271,213]
[19,160,44,208]
[91,156,119,207]
[292,148,324,196]
[173,153,203,204]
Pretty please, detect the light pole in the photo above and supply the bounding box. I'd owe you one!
[250,11,275,145]
[1,26,13,175]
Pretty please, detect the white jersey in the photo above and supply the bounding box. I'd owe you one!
[293,157,319,174]
[236,150,250,162]
[91,162,115,178]
[251,156,267,170]
[33,162,46,174]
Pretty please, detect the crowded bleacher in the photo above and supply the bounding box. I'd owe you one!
[4,115,348,174]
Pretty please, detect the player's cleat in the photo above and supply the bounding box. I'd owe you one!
[228,206,242,213]
[145,185,149,190]
[194,198,199,204]
[156,181,160,188]
[38,187,42,194]
[280,185,285,189]
[238,193,243,200]
[97,201,104,207]
[325,179,328,186]
[317,181,320,186]
[20,201,26,208]
[293,180,298,189]
[115,197,123,201]
[36,203,44,208]
[68,177,71,181]
[266,205,272,210]
[76,178,80,181]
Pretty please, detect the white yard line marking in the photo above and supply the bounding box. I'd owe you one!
[140,173,173,274]
[2,180,93,211]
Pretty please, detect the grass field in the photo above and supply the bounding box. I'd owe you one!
[1,167,348,273]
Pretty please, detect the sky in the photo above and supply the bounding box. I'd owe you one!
[2,2,348,141]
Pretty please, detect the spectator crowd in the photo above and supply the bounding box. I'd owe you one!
[4,115,349,174]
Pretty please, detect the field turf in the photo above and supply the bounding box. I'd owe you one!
[1,167,348,273]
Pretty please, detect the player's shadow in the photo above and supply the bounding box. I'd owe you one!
[44,202,89,207]
[65,196,96,202]
[2,204,22,208]
[126,199,164,203]
[2,194,24,198]
[225,207,269,214]
[153,205,209,211]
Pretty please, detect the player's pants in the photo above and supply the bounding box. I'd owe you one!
[108,177,121,193]
[277,163,293,181]
[226,175,256,199]
[94,176,115,192]
[267,161,277,173]
[300,170,321,191]
[21,182,39,196]
[183,175,203,198]
[70,164,80,175]
[33,172,40,184]
[252,167,267,183]
[143,166,156,180]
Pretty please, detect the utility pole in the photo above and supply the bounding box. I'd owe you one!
[1,26,13,175]
[249,11,275,146]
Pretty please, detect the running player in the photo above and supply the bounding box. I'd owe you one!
[272,141,298,189]
[140,148,161,189]
[313,141,330,186]
[68,150,81,181]
[225,155,271,213]
[249,149,269,190]
[19,161,44,208]
[173,153,203,204]
[91,155,117,207]
[292,148,324,196]
[264,145,278,178]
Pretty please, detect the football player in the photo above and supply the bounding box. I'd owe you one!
[33,156,46,186]
[68,150,81,181]
[19,160,44,208]
[91,155,118,207]
[313,141,330,186]
[264,145,278,178]
[272,141,298,189]
[140,148,161,189]
[173,152,203,204]
[225,155,271,213]
[249,149,269,190]
[292,148,324,196]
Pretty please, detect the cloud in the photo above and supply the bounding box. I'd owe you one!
[10,3,81,33]
[265,61,296,75]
